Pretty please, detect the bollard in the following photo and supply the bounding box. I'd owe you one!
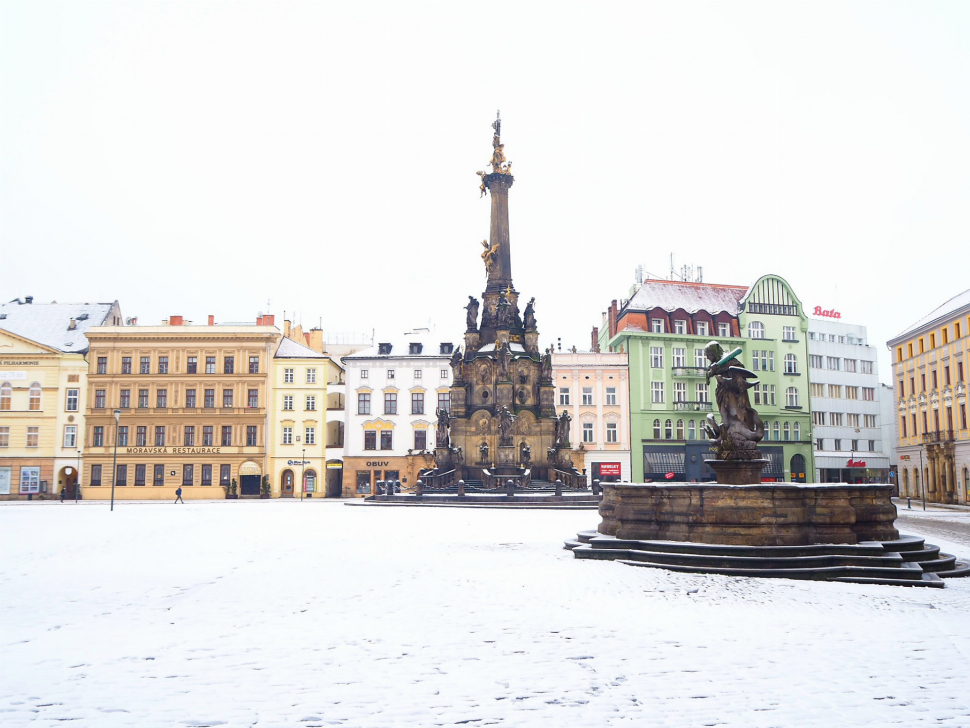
[506,479,515,497]
[376,480,385,496]
[395,480,402,494]
[415,479,424,497]
[457,479,466,497]
[592,478,601,496]
[907,496,912,509]
[555,478,563,497]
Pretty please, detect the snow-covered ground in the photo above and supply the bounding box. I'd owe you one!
[2,500,969,728]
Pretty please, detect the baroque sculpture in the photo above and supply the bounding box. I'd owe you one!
[498,405,516,446]
[554,410,572,448]
[702,341,765,461]
[479,441,489,464]
[465,296,479,331]
[520,441,531,466]
[497,341,512,381]
[481,240,499,278]
[436,407,451,448]
[523,298,536,330]
[541,346,553,380]
[450,347,464,382]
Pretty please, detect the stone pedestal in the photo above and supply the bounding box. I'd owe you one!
[464,330,480,353]
[706,459,768,485]
[525,331,539,353]
[498,445,517,467]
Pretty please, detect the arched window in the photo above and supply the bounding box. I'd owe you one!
[28,382,41,411]
[748,321,765,339]
[773,421,780,440]
[784,354,797,374]
[688,420,696,440]
[653,419,661,439]
[0,382,11,411]
[793,422,800,441]
[304,469,317,493]
[676,420,684,439]
[786,387,799,407]
[664,419,673,439]
[783,422,791,441]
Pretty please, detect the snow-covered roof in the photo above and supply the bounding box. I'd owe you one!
[343,329,459,361]
[274,336,328,359]
[889,288,970,343]
[0,299,120,354]
[623,280,747,316]
[478,342,527,354]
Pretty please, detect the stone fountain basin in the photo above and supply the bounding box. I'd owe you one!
[597,482,898,547]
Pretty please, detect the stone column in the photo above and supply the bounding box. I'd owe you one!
[485,173,514,293]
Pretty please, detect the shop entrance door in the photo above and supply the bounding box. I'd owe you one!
[240,475,260,496]
[281,469,294,497]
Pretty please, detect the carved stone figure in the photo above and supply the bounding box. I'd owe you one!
[450,347,464,381]
[465,296,479,331]
[554,410,572,448]
[479,441,489,464]
[476,170,487,197]
[547,446,558,466]
[702,341,765,461]
[498,341,512,380]
[452,445,464,467]
[490,140,508,174]
[436,407,451,448]
[481,239,499,278]
[479,363,491,385]
[498,405,516,446]
[497,294,511,328]
[520,441,531,466]
[541,346,553,380]
[523,298,536,330]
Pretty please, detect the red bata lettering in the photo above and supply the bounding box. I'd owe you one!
[813,306,841,319]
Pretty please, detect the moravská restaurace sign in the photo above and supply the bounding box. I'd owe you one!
[126,447,223,454]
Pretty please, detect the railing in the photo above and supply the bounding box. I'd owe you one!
[421,468,457,489]
[674,401,713,412]
[922,430,954,444]
[551,468,588,490]
[672,367,707,378]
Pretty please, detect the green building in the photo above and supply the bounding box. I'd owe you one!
[599,273,815,483]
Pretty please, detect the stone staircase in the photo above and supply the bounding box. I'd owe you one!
[565,531,970,588]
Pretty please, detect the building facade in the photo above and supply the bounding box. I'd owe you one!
[83,316,279,500]
[888,289,969,504]
[600,274,814,483]
[267,336,331,498]
[807,319,889,483]
[341,329,454,496]
[551,351,631,482]
[0,298,123,499]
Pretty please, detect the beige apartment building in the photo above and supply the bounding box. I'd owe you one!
[0,298,123,499]
[83,315,280,499]
[551,350,631,482]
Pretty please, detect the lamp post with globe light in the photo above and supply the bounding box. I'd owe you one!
[110,409,121,511]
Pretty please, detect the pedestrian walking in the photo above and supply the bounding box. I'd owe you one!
[60,487,66,503]
[174,486,184,504]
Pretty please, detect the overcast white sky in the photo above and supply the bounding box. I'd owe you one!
[2,1,968,376]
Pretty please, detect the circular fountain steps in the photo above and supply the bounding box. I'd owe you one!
[565,531,970,588]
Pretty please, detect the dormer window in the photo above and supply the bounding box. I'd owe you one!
[674,320,686,334]
[650,319,665,333]
[409,343,423,355]
[378,343,392,355]
[440,342,454,355]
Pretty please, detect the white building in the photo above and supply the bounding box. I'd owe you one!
[807,319,890,482]
[879,383,899,490]
[551,351,631,482]
[340,328,456,496]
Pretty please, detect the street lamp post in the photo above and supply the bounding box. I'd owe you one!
[76,447,82,504]
[110,409,121,512]
[918,445,926,511]
[301,447,306,501]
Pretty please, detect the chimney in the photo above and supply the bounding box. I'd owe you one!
[284,319,292,337]
[68,318,77,331]
[170,315,183,326]
[131,316,138,325]
[307,329,324,353]
[262,314,274,326]
[25,296,33,304]
[591,326,599,352]
[608,300,618,339]
[208,315,215,326]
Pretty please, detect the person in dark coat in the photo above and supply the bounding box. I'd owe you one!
[174,486,184,504]
[60,486,66,503]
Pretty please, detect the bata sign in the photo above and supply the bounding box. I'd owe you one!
[813,306,842,319]
[846,459,867,468]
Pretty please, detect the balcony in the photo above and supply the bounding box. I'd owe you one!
[922,430,954,444]
[672,367,707,378]
[673,401,713,412]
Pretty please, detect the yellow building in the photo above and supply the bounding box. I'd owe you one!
[82,315,279,500]
[267,335,332,497]
[888,290,970,504]
[0,298,123,499]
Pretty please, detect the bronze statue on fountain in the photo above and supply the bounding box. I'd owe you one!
[702,341,769,484]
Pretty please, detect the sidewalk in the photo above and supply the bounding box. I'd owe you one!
[892,497,970,513]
